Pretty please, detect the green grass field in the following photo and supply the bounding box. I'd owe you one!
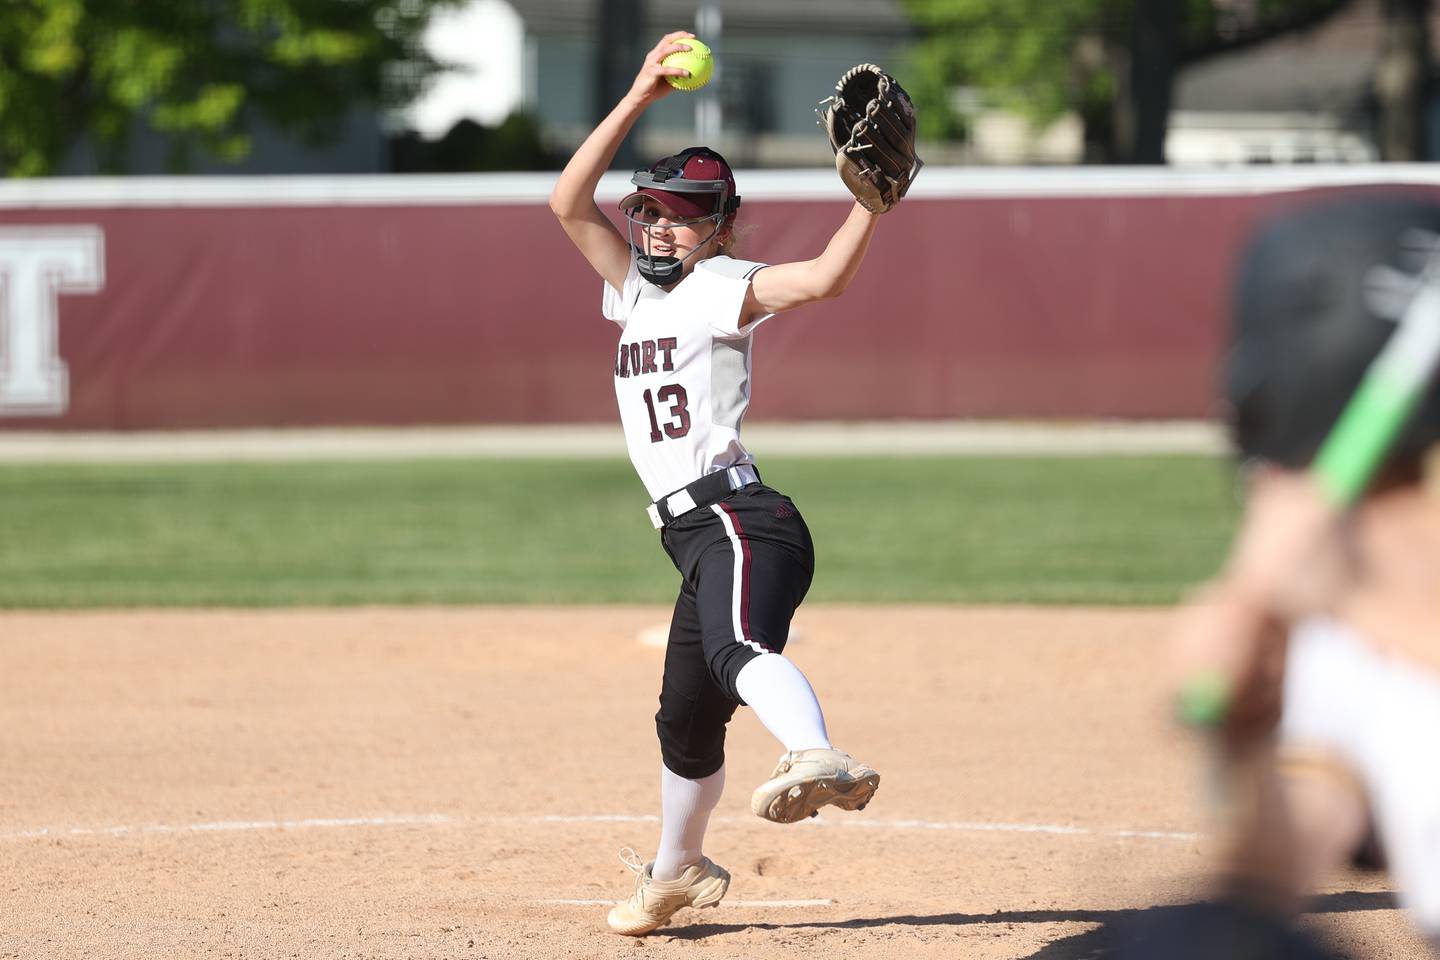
[0,456,1238,608]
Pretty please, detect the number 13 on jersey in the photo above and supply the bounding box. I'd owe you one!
[642,385,690,442]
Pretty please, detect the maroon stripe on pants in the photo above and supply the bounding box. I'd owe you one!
[715,501,771,653]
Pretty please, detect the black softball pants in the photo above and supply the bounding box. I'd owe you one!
[654,483,815,780]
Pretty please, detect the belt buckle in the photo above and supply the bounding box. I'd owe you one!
[727,464,758,491]
[665,489,698,518]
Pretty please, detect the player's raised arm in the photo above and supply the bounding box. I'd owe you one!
[548,32,695,292]
[740,63,920,326]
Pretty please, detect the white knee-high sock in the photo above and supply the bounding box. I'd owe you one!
[652,764,726,881]
[734,653,832,753]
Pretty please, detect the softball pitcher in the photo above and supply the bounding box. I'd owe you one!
[546,32,918,936]
[1157,194,1440,957]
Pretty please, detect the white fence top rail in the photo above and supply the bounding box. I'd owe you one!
[3,165,1440,209]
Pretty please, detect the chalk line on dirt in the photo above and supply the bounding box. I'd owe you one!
[0,812,1198,843]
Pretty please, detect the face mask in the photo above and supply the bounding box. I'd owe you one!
[625,211,724,287]
[622,148,741,287]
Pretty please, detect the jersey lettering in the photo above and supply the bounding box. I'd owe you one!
[614,337,679,378]
[0,226,105,415]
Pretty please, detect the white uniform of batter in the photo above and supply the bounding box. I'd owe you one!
[1281,616,1440,934]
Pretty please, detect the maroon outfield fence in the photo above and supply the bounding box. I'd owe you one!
[2,169,1438,431]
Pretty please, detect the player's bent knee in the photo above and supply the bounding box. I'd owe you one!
[705,643,769,702]
[656,721,726,780]
[654,695,734,781]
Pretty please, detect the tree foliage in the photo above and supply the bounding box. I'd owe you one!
[901,0,1354,151]
[902,0,1118,140]
[0,0,464,176]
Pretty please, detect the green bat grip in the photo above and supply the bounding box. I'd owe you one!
[1313,375,1423,506]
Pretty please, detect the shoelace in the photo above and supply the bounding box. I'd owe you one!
[616,847,664,912]
[773,749,848,777]
[774,749,826,773]
[617,846,646,876]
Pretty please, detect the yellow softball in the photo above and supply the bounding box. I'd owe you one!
[662,38,713,92]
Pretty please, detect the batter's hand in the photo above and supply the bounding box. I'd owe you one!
[1170,581,1287,747]
[1171,467,1345,734]
[626,32,696,106]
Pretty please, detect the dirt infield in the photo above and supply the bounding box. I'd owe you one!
[1,606,1423,959]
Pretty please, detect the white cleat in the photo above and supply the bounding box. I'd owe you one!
[606,848,730,936]
[750,748,880,824]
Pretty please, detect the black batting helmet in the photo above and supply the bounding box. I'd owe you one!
[1225,192,1440,468]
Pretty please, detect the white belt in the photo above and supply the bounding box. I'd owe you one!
[646,464,761,529]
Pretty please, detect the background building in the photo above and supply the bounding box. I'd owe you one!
[37,0,1440,174]
[1168,0,1392,165]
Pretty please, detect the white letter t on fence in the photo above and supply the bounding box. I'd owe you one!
[0,226,105,415]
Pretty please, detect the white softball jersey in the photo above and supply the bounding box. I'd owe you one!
[602,256,773,502]
[1281,616,1440,935]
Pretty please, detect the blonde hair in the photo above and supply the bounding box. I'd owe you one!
[718,221,758,258]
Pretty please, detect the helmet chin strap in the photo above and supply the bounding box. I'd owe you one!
[631,216,724,287]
